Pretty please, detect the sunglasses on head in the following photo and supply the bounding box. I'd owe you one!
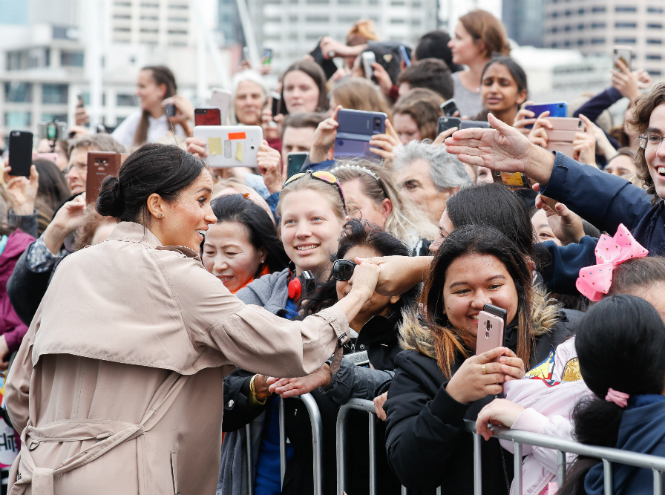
[283,170,347,215]
[332,259,357,281]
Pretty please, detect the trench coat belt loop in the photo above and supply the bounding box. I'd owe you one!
[9,372,189,495]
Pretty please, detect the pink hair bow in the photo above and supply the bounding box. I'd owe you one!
[605,388,629,408]
[576,224,649,301]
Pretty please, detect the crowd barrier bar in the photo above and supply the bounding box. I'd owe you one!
[462,420,665,495]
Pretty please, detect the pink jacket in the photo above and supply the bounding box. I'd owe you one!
[501,338,592,495]
[5,222,349,495]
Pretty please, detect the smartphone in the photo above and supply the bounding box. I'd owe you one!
[476,304,507,358]
[361,51,376,80]
[210,88,232,125]
[270,91,281,119]
[287,152,308,178]
[243,46,250,61]
[193,125,263,168]
[33,152,59,165]
[547,141,575,158]
[437,117,490,135]
[524,102,568,129]
[86,152,122,207]
[547,117,584,132]
[165,104,177,118]
[492,170,531,190]
[613,45,632,72]
[334,109,387,161]
[399,45,411,67]
[546,117,584,158]
[310,42,339,80]
[440,99,459,118]
[8,130,33,177]
[195,108,222,126]
[262,48,273,65]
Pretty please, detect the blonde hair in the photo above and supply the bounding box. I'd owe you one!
[276,173,346,222]
[346,19,379,45]
[331,77,392,120]
[331,160,438,244]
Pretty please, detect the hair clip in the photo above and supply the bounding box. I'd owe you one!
[243,192,250,199]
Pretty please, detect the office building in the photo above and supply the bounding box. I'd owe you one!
[502,0,545,47]
[543,0,665,76]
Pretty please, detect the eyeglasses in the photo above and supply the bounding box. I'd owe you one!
[283,171,347,215]
[639,133,665,152]
[65,162,87,174]
[331,259,356,281]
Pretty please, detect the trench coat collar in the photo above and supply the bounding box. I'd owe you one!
[109,221,201,260]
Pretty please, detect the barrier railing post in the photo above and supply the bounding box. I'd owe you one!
[473,432,482,495]
[300,393,324,495]
[245,424,254,495]
[654,469,663,495]
[513,441,522,495]
[279,397,286,488]
[603,459,612,495]
[368,414,377,495]
[557,451,566,487]
[336,404,350,495]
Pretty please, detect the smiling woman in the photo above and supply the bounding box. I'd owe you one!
[5,143,384,495]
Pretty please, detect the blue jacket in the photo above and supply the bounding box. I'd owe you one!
[585,397,665,495]
[538,152,664,294]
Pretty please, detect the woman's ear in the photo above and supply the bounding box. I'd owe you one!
[258,246,268,264]
[158,83,168,100]
[516,90,528,108]
[381,198,393,220]
[146,193,165,220]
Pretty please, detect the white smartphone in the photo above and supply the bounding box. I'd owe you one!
[209,88,232,126]
[193,125,263,168]
[613,45,632,72]
[361,51,376,80]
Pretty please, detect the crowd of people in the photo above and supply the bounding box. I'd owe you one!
[1,7,665,495]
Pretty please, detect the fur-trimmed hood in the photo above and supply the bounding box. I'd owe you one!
[399,287,564,360]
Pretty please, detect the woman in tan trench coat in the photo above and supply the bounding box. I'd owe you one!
[4,144,381,495]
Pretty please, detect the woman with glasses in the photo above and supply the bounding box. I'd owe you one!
[219,170,350,495]
[266,219,419,495]
[444,82,665,293]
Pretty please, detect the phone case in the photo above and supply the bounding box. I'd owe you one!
[547,140,575,158]
[209,89,232,126]
[492,170,531,190]
[547,117,584,132]
[460,120,490,129]
[438,117,461,134]
[362,51,375,79]
[613,45,632,71]
[310,42,338,80]
[524,102,568,129]
[546,129,580,142]
[193,125,263,168]
[194,108,222,126]
[8,131,33,178]
[86,152,122,206]
[440,99,459,117]
[334,109,386,160]
[476,310,505,358]
[287,152,308,178]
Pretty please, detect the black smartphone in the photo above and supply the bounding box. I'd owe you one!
[440,99,459,117]
[483,303,508,326]
[165,104,177,118]
[271,92,281,118]
[287,152,308,178]
[8,130,33,177]
[438,117,490,135]
[195,108,222,126]
[310,42,338,80]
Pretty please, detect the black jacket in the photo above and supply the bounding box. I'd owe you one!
[384,308,581,494]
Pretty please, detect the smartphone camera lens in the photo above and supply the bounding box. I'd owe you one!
[374,118,381,129]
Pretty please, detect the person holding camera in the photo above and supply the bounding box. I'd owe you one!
[111,65,194,148]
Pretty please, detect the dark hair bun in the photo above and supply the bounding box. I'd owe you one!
[97,176,125,219]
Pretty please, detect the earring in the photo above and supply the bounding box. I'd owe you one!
[158,213,163,218]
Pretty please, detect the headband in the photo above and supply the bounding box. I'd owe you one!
[332,164,381,182]
[576,224,649,301]
[606,388,629,408]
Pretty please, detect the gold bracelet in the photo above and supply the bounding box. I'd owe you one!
[249,374,269,405]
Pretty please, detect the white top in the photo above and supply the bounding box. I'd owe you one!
[451,72,484,119]
[111,110,186,148]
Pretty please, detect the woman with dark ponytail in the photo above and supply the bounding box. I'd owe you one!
[3,142,382,495]
[559,295,665,495]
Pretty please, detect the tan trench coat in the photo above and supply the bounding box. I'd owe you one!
[5,222,348,495]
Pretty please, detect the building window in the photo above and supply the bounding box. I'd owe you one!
[615,38,637,44]
[114,14,131,19]
[117,94,137,106]
[564,9,572,16]
[646,54,663,60]
[591,6,606,13]
[61,51,84,67]
[169,16,188,22]
[647,23,663,29]
[649,70,662,76]
[41,113,67,123]
[591,38,605,44]
[390,18,406,24]
[140,28,158,33]
[647,7,664,14]
[5,112,31,128]
[114,1,131,5]
[167,30,187,34]
[577,23,584,30]
[305,15,329,21]
[169,3,189,8]
[551,11,558,18]
[577,38,585,45]
[391,0,405,5]
[615,22,637,28]
[564,25,571,32]
[647,39,663,44]
[551,26,558,33]
[578,7,584,14]
[141,15,159,20]
[115,27,130,32]
[615,6,637,12]
[42,84,68,104]
[4,82,32,103]
[591,22,605,28]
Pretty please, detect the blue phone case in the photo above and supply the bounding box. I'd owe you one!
[524,102,568,129]
[334,109,387,161]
